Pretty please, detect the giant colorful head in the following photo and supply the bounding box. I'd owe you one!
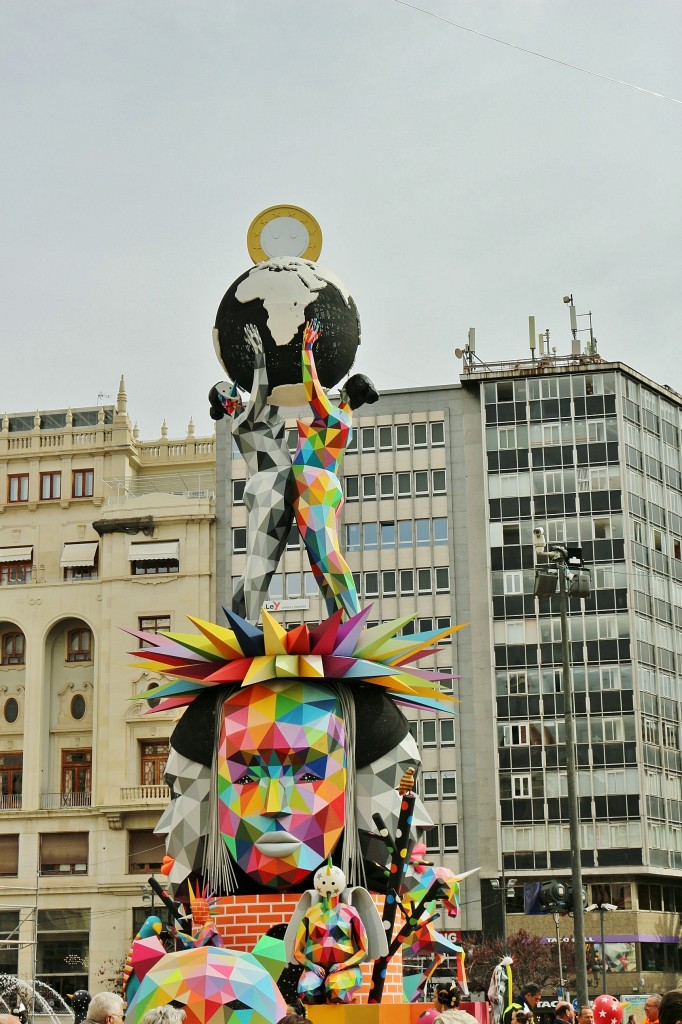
[130,606,461,895]
[217,680,346,888]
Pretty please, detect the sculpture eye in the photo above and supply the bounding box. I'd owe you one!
[298,772,320,782]
[234,773,257,785]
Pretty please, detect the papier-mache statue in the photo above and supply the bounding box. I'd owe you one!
[284,860,387,1004]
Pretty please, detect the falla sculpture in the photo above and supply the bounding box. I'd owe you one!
[125,207,468,1021]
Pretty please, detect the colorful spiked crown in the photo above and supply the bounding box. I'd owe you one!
[129,606,462,715]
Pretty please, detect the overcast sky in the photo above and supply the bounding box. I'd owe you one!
[2,1,681,438]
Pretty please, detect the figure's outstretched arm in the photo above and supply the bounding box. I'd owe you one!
[302,319,334,420]
[241,324,271,423]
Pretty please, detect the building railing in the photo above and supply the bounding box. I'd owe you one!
[40,791,92,810]
[120,784,170,803]
[0,795,22,810]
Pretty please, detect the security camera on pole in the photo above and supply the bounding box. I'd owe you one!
[533,530,591,1007]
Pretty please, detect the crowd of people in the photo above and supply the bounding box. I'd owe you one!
[5,982,681,1024]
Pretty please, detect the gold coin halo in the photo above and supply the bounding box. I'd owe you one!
[246,205,323,264]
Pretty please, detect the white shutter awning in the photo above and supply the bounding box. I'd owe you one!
[60,542,99,568]
[0,546,33,563]
[129,541,179,562]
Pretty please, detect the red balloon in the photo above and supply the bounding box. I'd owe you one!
[593,994,623,1024]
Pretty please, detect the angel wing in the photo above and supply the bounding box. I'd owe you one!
[343,887,388,959]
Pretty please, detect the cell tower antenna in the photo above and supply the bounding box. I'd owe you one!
[563,293,598,357]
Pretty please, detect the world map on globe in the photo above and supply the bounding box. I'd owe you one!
[214,257,361,405]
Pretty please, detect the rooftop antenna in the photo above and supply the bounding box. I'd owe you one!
[563,294,598,357]
[454,327,480,368]
[528,316,536,360]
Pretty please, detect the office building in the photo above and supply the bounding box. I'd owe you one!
[218,341,682,992]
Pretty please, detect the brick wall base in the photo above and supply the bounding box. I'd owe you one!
[213,893,403,1003]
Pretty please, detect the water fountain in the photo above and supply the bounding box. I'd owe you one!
[0,975,74,1023]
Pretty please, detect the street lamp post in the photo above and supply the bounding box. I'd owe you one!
[534,534,591,1007]
[491,874,517,952]
[552,912,565,994]
[585,902,617,993]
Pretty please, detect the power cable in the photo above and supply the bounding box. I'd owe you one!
[391,0,682,106]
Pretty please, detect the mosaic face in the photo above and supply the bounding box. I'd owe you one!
[217,680,346,889]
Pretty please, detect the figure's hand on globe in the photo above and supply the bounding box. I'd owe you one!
[244,323,264,355]
[302,318,321,351]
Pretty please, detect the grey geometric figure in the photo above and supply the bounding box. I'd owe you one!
[231,325,294,623]
[355,732,432,836]
[154,750,211,892]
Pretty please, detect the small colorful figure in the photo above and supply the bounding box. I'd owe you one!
[286,862,387,1004]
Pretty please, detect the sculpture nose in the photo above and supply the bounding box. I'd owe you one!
[262,778,290,816]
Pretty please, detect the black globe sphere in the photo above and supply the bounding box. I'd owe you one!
[214,258,360,404]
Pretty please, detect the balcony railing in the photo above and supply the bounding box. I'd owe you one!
[40,791,92,810]
[120,784,170,803]
[0,795,22,810]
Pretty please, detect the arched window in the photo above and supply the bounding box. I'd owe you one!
[1,632,24,666]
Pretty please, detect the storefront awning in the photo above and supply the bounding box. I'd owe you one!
[0,546,33,563]
[128,541,179,562]
[60,542,99,568]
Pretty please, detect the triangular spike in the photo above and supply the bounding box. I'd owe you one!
[274,655,300,677]
[127,659,217,680]
[150,631,226,660]
[242,656,278,685]
[261,610,288,655]
[334,606,373,655]
[187,616,244,659]
[143,696,195,713]
[298,654,324,678]
[385,624,466,666]
[222,607,265,657]
[122,629,213,661]
[286,623,312,654]
[203,659,254,683]
[353,615,417,658]
[341,659,402,678]
[309,609,344,654]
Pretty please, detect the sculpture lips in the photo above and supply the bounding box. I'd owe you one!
[255,832,301,856]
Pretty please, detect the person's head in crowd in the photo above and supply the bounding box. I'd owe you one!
[645,996,663,1024]
[521,986,542,1011]
[555,1003,575,1023]
[578,1006,594,1024]
[277,1015,308,1024]
[434,983,462,1011]
[86,994,125,1024]
[140,1010,186,1024]
[659,992,682,1024]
